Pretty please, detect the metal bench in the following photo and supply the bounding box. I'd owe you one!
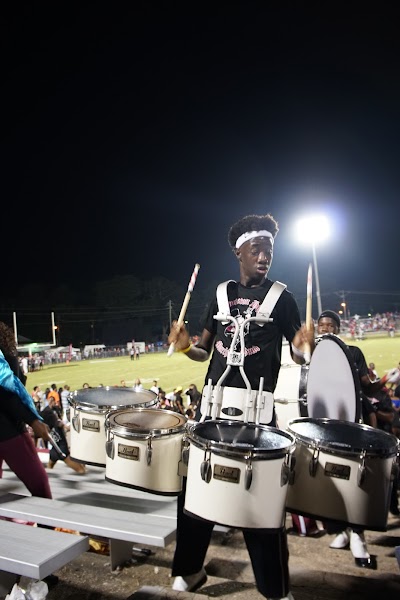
[0,492,177,571]
[0,518,89,579]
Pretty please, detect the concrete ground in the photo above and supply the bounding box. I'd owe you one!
[3,453,399,600]
[14,511,400,600]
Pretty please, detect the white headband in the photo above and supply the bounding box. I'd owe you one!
[235,230,274,249]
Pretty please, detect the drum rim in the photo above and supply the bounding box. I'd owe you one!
[105,407,187,438]
[287,417,400,457]
[68,387,157,412]
[308,333,362,422]
[188,419,295,459]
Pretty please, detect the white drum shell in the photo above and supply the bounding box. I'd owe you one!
[185,445,288,529]
[105,430,184,495]
[184,422,294,529]
[69,387,157,467]
[286,420,399,531]
[70,410,108,467]
[105,408,187,496]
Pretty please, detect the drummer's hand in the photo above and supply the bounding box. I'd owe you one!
[293,323,315,354]
[168,320,190,351]
[30,419,51,442]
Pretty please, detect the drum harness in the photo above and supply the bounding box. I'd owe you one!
[184,280,295,488]
[200,279,287,424]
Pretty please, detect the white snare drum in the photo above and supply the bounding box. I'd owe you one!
[286,418,400,531]
[184,420,295,529]
[69,387,157,467]
[105,408,187,496]
[274,353,308,431]
[306,334,361,422]
[200,386,274,425]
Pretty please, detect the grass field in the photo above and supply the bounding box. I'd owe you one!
[25,335,399,396]
[26,351,210,395]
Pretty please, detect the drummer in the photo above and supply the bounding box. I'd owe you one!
[304,310,396,569]
[168,213,313,600]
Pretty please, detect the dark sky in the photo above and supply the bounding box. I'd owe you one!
[3,4,400,312]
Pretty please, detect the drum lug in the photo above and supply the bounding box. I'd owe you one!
[357,450,367,487]
[200,448,212,483]
[244,456,253,490]
[181,437,190,466]
[309,445,319,477]
[146,436,153,466]
[282,453,295,486]
[72,412,80,433]
[105,433,115,460]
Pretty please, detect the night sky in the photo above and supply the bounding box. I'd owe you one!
[3,5,400,314]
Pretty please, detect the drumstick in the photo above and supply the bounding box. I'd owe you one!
[167,263,200,357]
[304,263,313,362]
[47,432,67,459]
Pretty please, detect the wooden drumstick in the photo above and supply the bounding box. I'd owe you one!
[167,263,200,357]
[304,263,313,362]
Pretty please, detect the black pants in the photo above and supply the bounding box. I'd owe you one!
[172,477,290,599]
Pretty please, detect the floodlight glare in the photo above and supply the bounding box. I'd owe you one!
[296,215,330,245]
[295,213,331,317]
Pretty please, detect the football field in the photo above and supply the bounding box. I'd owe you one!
[26,335,399,395]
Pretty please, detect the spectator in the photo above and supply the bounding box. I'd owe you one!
[368,387,400,515]
[31,385,43,412]
[158,390,170,409]
[48,384,61,415]
[150,380,160,395]
[133,378,144,392]
[0,322,59,590]
[171,387,185,415]
[40,397,86,474]
[185,384,202,418]
[60,384,71,425]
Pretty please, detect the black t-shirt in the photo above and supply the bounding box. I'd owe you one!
[201,279,301,392]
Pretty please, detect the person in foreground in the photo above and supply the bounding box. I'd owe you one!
[308,310,397,569]
[168,213,312,600]
[0,321,59,589]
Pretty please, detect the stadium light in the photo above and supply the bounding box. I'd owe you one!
[295,214,330,316]
[341,302,347,320]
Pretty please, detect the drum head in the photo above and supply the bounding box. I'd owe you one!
[189,420,294,458]
[69,387,157,411]
[307,334,361,422]
[106,407,186,437]
[287,417,399,457]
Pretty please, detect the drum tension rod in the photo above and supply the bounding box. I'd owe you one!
[357,449,367,487]
[309,444,320,477]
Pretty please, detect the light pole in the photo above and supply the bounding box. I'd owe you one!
[296,214,330,319]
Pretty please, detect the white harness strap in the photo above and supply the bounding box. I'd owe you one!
[256,281,287,325]
[216,280,235,324]
[206,279,288,424]
[216,280,287,324]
